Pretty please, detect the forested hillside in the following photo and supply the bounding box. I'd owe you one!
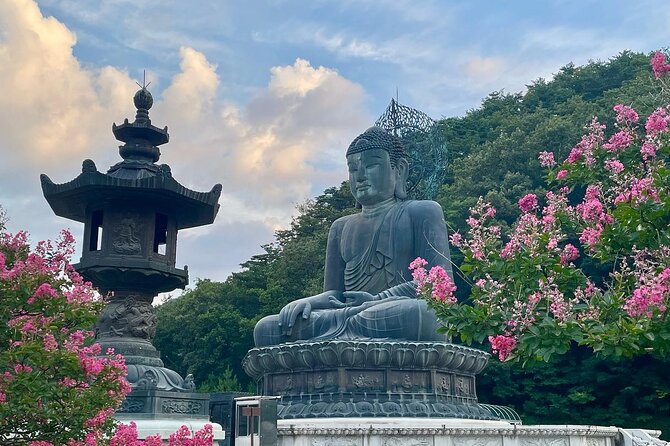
[154,51,670,432]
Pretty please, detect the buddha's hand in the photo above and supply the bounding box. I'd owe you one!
[339,291,377,307]
[278,290,342,336]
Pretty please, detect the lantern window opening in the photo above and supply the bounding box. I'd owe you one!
[89,210,104,251]
[153,213,168,256]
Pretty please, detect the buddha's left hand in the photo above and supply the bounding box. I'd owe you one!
[335,291,377,307]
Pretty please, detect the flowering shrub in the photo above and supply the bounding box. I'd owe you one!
[422,52,670,362]
[0,224,130,445]
[109,422,213,446]
[0,217,215,445]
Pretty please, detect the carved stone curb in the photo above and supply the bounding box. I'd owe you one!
[277,425,621,437]
[277,400,497,420]
[243,341,490,380]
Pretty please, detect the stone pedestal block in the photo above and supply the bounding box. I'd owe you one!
[243,341,504,420]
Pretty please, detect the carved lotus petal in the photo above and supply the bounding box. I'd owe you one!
[296,348,316,368]
[472,355,489,374]
[308,402,328,415]
[275,351,297,369]
[366,345,391,366]
[450,351,467,370]
[391,346,414,367]
[407,401,429,415]
[341,346,365,367]
[258,351,278,370]
[242,351,263,378]
[438,346,455,369]
[316,344,339,367]
[415,347,439,368]
[329,401,351,416]
[380,401,402,415]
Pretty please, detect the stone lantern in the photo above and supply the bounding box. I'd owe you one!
[40,87,221,396]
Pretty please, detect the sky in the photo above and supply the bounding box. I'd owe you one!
[0,0,668,292]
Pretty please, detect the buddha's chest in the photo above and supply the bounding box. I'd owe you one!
[339,213,413,265]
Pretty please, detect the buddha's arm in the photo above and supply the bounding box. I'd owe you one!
[412,200,452,275]
[323,216,347,295]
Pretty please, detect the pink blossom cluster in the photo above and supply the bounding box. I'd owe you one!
[461,198,501,261]
[613,104,639,125]
[645,107,669,137]
[614,176,660,205]
[539,277,572,323]
[488,335,517,361]
[1,227,131,443]
[602,130,633,151]
[518,193,538,213]
[650,51,670,79]
[622,249,670,318]
[106,422,214,446]
[566,118,605,165]
[409,257,457,304]
[538,151,556,167]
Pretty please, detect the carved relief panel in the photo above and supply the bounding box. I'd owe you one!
[389,370,430,393]
[346,370,384,392]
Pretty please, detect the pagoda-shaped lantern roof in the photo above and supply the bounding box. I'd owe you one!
[41,87,222,230]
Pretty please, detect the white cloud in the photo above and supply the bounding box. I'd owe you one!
[0,0,371,283]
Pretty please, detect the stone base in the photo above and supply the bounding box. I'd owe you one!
[243,340,502,420]
[274,418,656,446]
[114,414,225,445]
[117,389,209,416]
[115,390,226,444]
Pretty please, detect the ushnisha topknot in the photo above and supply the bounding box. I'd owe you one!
[346,126,407,168]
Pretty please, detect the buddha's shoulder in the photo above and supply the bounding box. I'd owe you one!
[330,213,357,230]
[403,199,444,218]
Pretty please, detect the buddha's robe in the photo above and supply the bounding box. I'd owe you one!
[253,199,452,346]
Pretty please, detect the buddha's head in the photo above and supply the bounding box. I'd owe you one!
[346,127,409,207]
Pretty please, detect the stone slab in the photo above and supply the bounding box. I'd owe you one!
[274,418,646,446]
[114,415,225,445]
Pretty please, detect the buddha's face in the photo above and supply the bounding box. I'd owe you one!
[347,148,396,206]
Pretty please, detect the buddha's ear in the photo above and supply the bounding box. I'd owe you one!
[394,158,409,199]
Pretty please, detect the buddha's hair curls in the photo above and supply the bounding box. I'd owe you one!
[346,126,407,168]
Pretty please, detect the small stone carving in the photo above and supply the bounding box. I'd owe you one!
[272,374,295,393]
[585,439,606,446]
[455,376,472,397]
[136,369,159,390]
[453,437,502,446]
[162,400,203,414]
[383,437,430,446]
[96,296,157,339]
[311,437,359,446]
[352,373,379,389]
[520,438,568,446]
[118,398,144,413]
[112,216,142,255]
[437,374,451,393]
[182,373,196,391]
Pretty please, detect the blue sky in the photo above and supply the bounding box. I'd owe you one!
[0,0,668,289]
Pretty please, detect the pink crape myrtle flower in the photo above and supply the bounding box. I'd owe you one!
[409,257,457,304]
[488,335,517,361]
[650,51,670,79]
[602,130,633,151]
[604,159,624,174]
[623,268,670,318]
[645,107,669,137]
[613,104,639,125]
[538,151,556,167]
[518,193,538,213]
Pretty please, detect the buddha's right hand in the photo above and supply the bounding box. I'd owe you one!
[278,290,342,336]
